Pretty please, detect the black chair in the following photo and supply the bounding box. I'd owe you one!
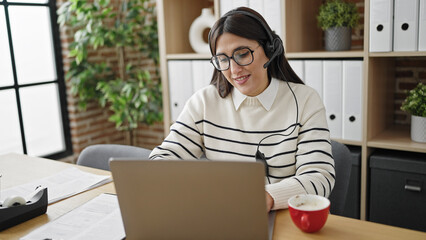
[76,144,152,171]
[328,140,352,216]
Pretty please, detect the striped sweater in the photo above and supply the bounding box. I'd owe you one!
[149,78,335,210]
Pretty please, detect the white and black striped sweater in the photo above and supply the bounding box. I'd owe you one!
[149,79,335,210]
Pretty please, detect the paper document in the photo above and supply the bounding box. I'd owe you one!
[0,167,111,204]
[20,193,125,240]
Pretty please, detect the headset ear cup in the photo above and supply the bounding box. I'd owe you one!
[265,41,275,58]
[265,38,283,59]
[263,38,283,68]
[273,37,283,55]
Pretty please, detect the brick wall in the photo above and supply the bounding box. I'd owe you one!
[352,0,365,50]
[57,0,164,163]
[394,58,426,125]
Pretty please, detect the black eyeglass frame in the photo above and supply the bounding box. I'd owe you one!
[210,46,259,71]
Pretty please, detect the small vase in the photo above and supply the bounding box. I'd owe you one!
[324,27,352,51]
[411,115,426,143]
[189,8,215,53]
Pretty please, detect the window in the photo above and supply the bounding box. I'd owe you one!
[0,0,72,159]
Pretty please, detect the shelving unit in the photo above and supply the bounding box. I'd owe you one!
[286,50,364,59]
[156,0,426,221]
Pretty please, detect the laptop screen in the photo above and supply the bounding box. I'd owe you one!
[110,160,271,240]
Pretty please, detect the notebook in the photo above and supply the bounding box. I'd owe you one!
[110,159,273,240]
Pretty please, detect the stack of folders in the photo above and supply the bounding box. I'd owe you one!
[370,0,426,52]
[167,60,214,121]
[289,60,363,142]
[219,0,282,37]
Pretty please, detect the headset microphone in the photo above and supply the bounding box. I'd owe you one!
[263,56,275,69]
[263,38,283,69]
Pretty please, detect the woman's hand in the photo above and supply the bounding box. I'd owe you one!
[266,192,274,212]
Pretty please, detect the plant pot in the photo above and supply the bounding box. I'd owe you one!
[411,115,426,143]
[324,26,352,51]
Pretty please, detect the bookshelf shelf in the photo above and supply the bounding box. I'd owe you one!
[368,125,426,153]
[167,53,211,60]
[286,50,364,59]
[369,51,426,57]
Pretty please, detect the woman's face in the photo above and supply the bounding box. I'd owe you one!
[215,32,269,97]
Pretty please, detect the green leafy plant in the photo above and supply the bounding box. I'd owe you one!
[317,0,360,30]
[401,82,426,117]
[57,0,162,145]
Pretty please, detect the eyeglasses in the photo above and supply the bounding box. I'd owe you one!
[210,46,259,71]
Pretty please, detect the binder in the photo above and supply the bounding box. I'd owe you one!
[192,60,213,93]
[248,0,264,16]
[232,0,249,8]
[220,0,233,15]
[369,0,394,52]
[323,61,343,140]
[203,60,214,88]
[167,60,193,122]
[304,60,323,100]
[342,61,363,142]
[263,0,282,37]
[419,0,426,51]
[220,0,282,37]
[288,60,304,83]
[394,0,419,51]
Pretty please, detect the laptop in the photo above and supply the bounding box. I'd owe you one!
[110,159,274,240]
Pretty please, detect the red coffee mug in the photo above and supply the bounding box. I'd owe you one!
[288,194,330,233]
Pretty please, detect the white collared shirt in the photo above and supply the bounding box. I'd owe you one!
[231,78,279,111]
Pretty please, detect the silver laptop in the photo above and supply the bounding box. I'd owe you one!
[110,159,273,240]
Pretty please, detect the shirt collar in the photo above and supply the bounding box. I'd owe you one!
[232,78,279,111]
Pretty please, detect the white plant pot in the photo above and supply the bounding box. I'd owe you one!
[189,8,215,53]
[411,115,426,143]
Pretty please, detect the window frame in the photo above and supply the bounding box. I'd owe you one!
[0,0,72,159]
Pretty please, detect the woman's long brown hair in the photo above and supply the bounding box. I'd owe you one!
[208,7,304,98]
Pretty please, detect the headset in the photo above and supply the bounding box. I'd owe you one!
[222,8,300,184]
[222,9,284,69]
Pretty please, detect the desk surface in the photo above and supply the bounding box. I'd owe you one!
[1,153,425,240]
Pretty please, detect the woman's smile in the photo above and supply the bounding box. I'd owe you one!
[233,74,250,85]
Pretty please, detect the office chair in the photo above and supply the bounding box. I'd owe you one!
[328,140,353,216]
[76,144,152,171]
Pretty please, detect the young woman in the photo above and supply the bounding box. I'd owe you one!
[149,7,335,212]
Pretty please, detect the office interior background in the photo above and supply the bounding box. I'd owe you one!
[1,0,426,233]
[0,0,424,162]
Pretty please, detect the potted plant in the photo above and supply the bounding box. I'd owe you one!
[57,0,163,145]
[317,0,360,51]
[401,82,426,143]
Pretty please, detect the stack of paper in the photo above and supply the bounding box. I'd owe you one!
[20,194,124,240]
[0,167,111,204]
